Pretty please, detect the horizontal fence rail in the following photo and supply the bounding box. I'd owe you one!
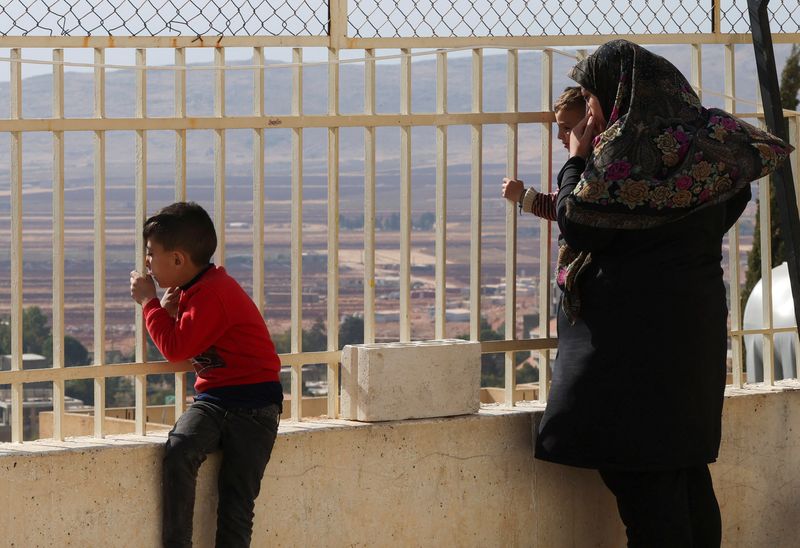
[0,7,799,442]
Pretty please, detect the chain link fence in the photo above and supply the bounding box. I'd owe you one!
[0,1,797,38]
[348,0,714,38]
[0,0,329,36]
[721,0,800,34]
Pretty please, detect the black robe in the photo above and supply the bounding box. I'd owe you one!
[535,157,750,471]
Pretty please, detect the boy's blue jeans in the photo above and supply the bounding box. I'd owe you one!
[162,400,281,548]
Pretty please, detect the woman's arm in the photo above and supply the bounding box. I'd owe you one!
[556,156,617,251]
[723,184,752,233]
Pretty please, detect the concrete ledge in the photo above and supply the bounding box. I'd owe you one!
[1,383,799,547]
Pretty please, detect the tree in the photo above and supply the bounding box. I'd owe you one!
[0,319,9,355]
[338,315,364,348]
[742,44,800,306]
[379,212,401,231]
[303,319,327,352]
[0,307,69,358]
[414,212,436,231]
[22,306,50,354]
[42,335,90,366]
[272,330,291,354]
[271,320,328,354]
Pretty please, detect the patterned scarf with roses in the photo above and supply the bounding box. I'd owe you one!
[556,39,792,323]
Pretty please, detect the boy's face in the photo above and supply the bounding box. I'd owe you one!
[555,104,586,150]
[146,239,189,289]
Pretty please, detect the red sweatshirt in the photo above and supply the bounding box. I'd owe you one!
[143,266,281,393]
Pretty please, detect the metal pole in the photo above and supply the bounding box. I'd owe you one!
[748,0,800,334]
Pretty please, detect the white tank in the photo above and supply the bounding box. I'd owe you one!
[743,262,798,382]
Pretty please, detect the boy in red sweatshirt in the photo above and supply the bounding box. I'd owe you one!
[130,201,282,548]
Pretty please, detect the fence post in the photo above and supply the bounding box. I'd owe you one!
[329,0,349,49]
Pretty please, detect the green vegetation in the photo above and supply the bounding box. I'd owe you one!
[339,212,437,232]
[271,315,365,354]
[0,306,168,407]
[0,307,90,366]
[458,318,538,388]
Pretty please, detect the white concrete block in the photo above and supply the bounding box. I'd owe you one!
[340,339,481,421]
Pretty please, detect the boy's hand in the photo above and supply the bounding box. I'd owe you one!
[130,271,157,305]
[160,287,181,318]
[502,178,524,204]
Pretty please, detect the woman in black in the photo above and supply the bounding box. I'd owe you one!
[527,40,792,547]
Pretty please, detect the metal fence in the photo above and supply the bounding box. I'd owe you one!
[0,1,799,444]
[0,0,329,36]
[2,1,800,38]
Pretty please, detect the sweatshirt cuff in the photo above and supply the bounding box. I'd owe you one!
[521,188,538,214]
[142,297,161,316]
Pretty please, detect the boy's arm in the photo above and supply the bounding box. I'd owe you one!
[143,290,227,362]
[521,189,558,221]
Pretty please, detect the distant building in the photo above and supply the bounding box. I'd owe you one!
[445,308,471,322]
[0,353,48,371]
[0,395,87,442]
[375,311,399,323]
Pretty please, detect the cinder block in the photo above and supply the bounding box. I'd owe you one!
[340,339,481,421]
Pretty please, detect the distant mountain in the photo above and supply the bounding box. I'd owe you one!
[0,43,787,188]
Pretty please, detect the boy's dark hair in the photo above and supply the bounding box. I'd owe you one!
[143,202,217,265]
[553,86,584,113]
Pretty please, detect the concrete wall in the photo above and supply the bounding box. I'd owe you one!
[1,384,798,547]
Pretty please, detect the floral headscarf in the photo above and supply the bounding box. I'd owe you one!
[565,39,792,229]
[557,39,792,323]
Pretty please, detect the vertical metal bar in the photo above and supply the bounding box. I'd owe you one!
[134,48,147,435]
[691,44,702,101]
[725,44,743,388]
[759,175,775,385]
[173,47,187,418]
[504,49,519,407]
[435,50,448,339]
[364,49,376,344]
[214,47,226,266]
[290,48,303,420]
[724,45,736,114]
[470,48,483,342]
[253,47,265,314]
[538,49,553,403]
[52,49,66,441]
[93,47,107,436]
[729,219,742,387]
[9,48,22,442]
[327,47,340,418]
[755,89,775,385]
[400,48,412,342]
[175,48,187,201]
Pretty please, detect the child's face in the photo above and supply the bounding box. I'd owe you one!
[555,105,586,150]
[145,239,185,289]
